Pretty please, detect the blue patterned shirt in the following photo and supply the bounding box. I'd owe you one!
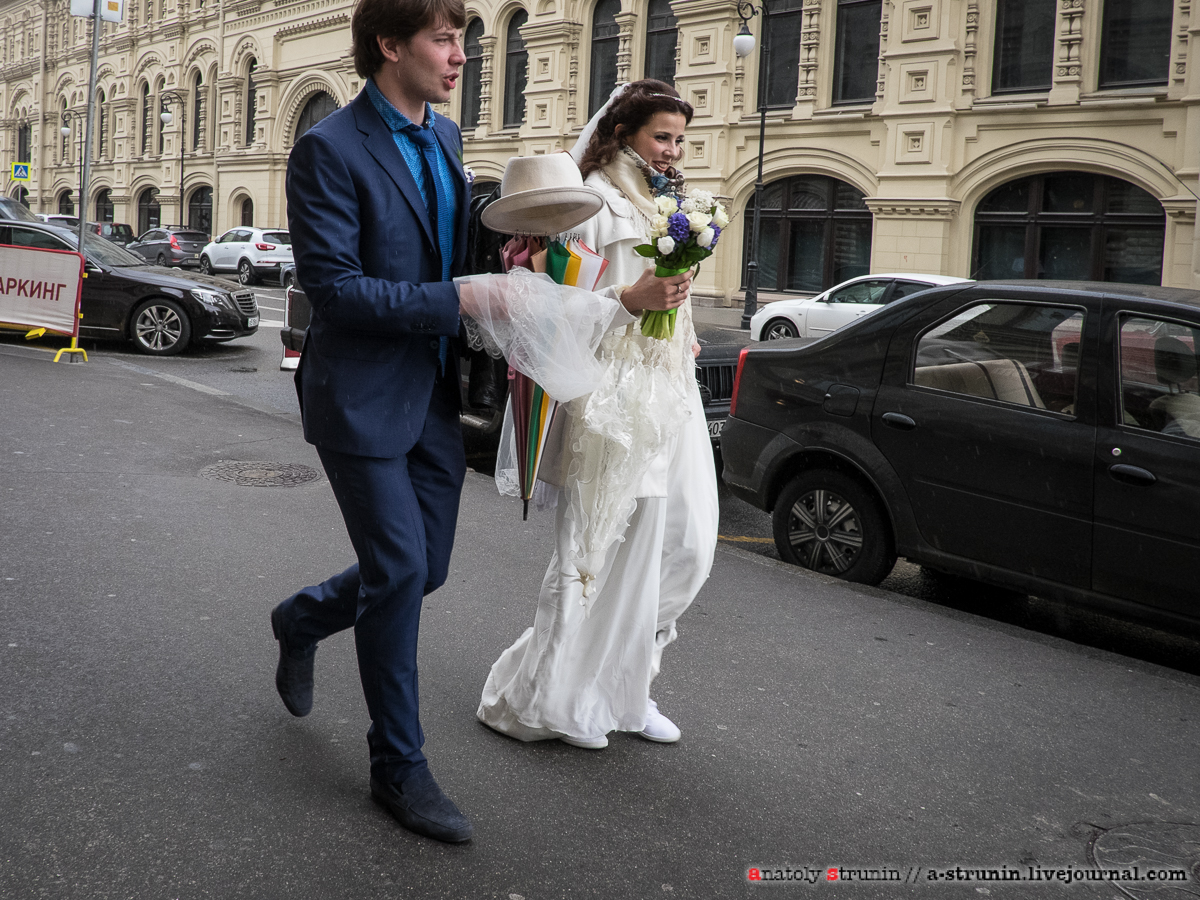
[365,78,458,282]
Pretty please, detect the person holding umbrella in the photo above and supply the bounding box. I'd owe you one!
[474,80,719,750]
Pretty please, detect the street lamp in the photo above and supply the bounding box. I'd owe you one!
[159,88,185,227]
[734,0,770,329]
[60,110,85,217]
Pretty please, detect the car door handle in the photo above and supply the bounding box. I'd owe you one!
[1109,464,1156,486]
[882,412,916,431]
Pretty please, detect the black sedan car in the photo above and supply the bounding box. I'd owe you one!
[721,280,1200,634]
[0,219,259,355]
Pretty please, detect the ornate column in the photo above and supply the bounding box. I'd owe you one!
[615,11,637,84]
[476,34,497,137]
[958,1,979,108]
[1047,0,1086,105]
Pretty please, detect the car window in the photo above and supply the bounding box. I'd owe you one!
[912,301,1085,413]
[176,231,208,242]
[10,226,71,252]
[0,197,40,222]
[1118,315,1200,440]
[261,231,291,245]
[232,230,253,242]
[828,280,891,304]
[890,280,933,302]
[113,225,134,238]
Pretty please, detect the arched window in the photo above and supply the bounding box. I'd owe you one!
[589,0,620,117]
[59,190,74,216]
[992,0,1055,93]
[743,175,872,293]
[16,121,31,162]
[461,18,484,129]
[972,172,1165,284]
[245,57,257,147]
[96,188,114,223]
[141,83,151,156]
[193,71,205,150]
[97,88,107,159]
[188,185,213,235]
[832,0,882,105]
[241,197,254,227]
[1099,0,1173,89]
[645,0,678,85]
[294,90,339,143]
[503,11,528,128]
[14,186,29,209]
[137,187,161,235]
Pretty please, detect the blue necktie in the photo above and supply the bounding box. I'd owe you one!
[404,124,450,374]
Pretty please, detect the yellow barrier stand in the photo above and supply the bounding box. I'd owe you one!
[53,311,87,363]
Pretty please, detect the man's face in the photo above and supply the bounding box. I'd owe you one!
[388,22,466,107]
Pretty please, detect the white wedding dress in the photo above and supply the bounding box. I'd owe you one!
[476,154,719,742]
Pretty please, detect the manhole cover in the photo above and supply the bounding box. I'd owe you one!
[199,461,322,487]
[1088,822,1200,898]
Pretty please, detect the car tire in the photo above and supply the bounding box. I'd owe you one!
[282,271,296,290]
[156,252,167,267]
[198,255,213,275]
[772,468,896,585]
[237,259,257,285]
[764,318,799,340]
[131,298,192,356]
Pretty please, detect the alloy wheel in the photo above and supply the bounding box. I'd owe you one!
[134,303,185,353]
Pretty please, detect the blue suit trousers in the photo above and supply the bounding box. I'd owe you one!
[277,374,465,782]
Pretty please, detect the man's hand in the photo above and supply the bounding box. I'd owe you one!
[619,267,691,315]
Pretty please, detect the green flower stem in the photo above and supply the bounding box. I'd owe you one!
[640,264,691,339]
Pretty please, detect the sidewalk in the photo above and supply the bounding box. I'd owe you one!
[2,339,1198,899]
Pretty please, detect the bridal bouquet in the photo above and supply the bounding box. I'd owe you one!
[634,188,730,339]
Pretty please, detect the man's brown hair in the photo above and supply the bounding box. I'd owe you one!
[351,0,467,78]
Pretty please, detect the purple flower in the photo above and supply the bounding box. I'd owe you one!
[710,225,722,248]
[667,212,690,243]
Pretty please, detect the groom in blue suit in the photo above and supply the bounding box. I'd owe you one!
[270,0,474,843]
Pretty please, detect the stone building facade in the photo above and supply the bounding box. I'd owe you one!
[2,0,1197,307]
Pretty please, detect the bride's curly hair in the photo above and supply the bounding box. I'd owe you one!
[578,80,694,178]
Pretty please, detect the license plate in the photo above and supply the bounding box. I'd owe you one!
[707,419,724,439]
[248,316,259,327]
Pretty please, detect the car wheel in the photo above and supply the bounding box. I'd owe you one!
[198,255,213,275]
[764,318,799,340]
[131,298,192,356]
[156,252,167,267]
[772,469,896,585]
[237,259,257,285]
[283,271,296,290]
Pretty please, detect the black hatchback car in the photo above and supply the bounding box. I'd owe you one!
[721,281,1200,634]
[0,219,259,355]
[127,226,209,268]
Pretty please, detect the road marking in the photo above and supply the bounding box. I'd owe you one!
[107,359,229,396]
[718,535,774,544]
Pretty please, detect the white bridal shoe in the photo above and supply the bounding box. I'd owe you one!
[638,699,681,743]
[560,734,609,750]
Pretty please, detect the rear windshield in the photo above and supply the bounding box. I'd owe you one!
[175,231,209,242]
[262,231,292,245]
[104,224,134,238]
[0,199,39,222]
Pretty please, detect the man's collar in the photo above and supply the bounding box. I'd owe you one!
[366,77,436,133]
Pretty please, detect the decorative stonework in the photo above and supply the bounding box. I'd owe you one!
[615,12,636,86]
[478,35,497,135]
[1054,0,1085,82]
[1171,0,1190,89]
[961,2,978,98]
[797,0,821,100]
[866,199,960,219]
[875,4,889,102]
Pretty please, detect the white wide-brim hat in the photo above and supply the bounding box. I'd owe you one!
[481,153,604,237]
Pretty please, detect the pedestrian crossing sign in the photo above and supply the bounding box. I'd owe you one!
[11,163,29,182]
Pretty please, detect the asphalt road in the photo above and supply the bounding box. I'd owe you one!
[2,324,1199,898]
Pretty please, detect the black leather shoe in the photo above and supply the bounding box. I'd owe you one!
[371,769,474,843]
[270,605,315,717]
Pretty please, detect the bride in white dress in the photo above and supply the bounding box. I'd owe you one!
[476,80,720,749]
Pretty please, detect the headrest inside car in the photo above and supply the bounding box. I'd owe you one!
[1154,335,1197,387]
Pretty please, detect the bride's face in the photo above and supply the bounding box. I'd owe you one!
[623,111,687,173]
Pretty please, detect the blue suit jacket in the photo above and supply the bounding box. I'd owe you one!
[286,89,469,458]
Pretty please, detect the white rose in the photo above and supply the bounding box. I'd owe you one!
[656,235,676,255]
[655,195,678,215]
[650,214,669,238]
[712,204,730,228]
[687,211,711,233]
[697,227,715,249]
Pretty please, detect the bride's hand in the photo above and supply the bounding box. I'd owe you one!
[620,267,691,315]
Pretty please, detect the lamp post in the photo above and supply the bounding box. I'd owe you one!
[734,0,769,329]
[60,110,85,216]
[159,88,185,227]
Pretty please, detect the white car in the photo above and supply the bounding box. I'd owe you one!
[749,273,973,341]
[199,226,293,285]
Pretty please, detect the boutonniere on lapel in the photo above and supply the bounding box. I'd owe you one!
[462,164,476,185]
